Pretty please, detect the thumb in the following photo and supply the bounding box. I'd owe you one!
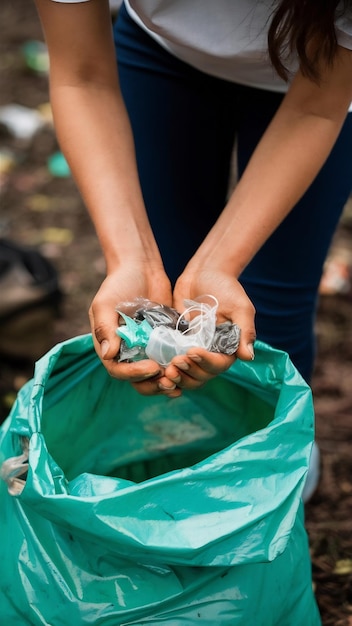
[89,306,121,361]
[233,313,256,362]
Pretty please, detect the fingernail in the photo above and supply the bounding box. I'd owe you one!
[188,354,202,363]
[247,343,255,360]
[101,340,110,358]
[158,382,176,391]
[143,370,161,379]
[176,361,189,371]
[170,375,182,384]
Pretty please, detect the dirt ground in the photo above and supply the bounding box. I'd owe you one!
[1,1,351,624]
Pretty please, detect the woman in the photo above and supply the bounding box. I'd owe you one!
[34,0,352,398]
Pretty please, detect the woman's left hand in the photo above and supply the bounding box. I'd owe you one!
[164,267,257,391]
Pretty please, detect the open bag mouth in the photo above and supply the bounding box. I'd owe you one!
[0,334,321,625]
[1,334,314,565]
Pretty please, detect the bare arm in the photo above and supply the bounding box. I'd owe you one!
[34,0,352,395]
[165,45,352,386]
[35,0,178,393]
[183,46,352,279]
[35,0,162,271]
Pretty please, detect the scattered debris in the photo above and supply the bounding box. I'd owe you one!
[47,151,71,177]
[21,40,49,74]
[0,103,46,140]
[319,257,351,296]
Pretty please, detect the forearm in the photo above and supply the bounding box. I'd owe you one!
[190,106,346,275]
[188,48,352,277]
[51,84,163,272]
[35,0,162,273]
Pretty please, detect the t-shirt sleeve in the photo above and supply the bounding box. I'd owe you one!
[335,6,352,50]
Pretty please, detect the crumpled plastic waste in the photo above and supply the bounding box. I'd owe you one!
[21,40,49,74]
[116,296,241,366]
[47,151,71,177]
[0,104,47,140]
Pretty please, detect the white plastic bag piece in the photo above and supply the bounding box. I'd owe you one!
[0,104,46,140]
[146,295,218,366]
[0,452,29,496]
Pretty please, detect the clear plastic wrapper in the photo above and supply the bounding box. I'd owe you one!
[116,295,240,366]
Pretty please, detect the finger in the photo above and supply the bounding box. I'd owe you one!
[102,358,162,382]
[229,304,256,362]
[103,360,183,399]
[236,333,256,361]
[174,372,207,390]
[185,349,235,375]
[165,358,211,385]
[157,374,179,392]
[214,305,256,362]
[164,363,183,383]
[89,306,121,361]
[132,379,182,398]
[165,355,224,390]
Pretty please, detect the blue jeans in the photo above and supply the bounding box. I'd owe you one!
[114,3,352,382]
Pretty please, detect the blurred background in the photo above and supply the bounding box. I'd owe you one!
[0,1,351,624]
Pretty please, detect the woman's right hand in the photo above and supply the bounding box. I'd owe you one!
[88,263,182,397]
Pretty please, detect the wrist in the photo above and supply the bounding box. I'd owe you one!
[185,186,274,278]
[185,221,255,279]
[104,247,165,274]
[94,212,164,273]
[104,243,164,273]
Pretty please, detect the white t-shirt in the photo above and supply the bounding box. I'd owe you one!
[124,1,352,92]
[52,0,352,95]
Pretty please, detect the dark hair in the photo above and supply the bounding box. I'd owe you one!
[268,0,349,81]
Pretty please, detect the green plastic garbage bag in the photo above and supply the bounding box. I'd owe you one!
[0,334,321,625]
